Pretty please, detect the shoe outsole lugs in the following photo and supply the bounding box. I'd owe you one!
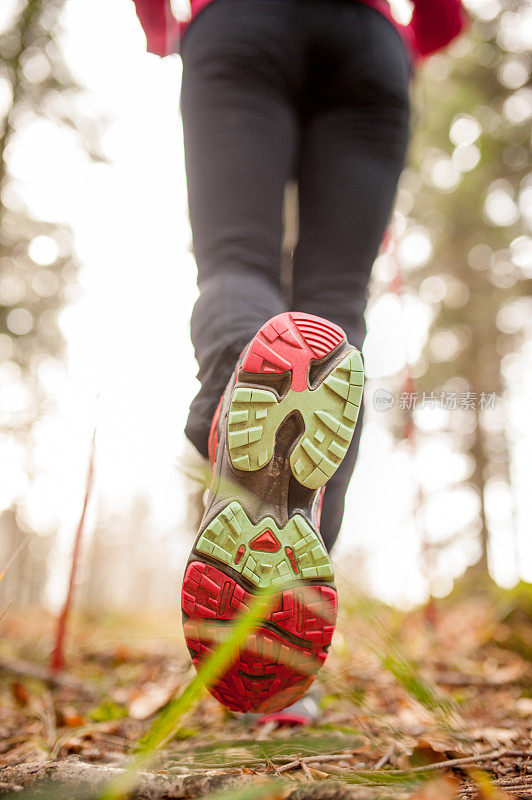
[181,312,363,713]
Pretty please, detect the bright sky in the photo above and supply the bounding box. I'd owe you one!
[3,0,531,609]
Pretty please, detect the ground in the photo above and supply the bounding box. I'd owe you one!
[0,583,530,799]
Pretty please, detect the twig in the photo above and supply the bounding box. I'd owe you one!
[496,777,532,787]
[307,764,345,777]
[0,536,31,584]
[432,672,526,688]
[374,745,394,770]
[277,752,356,773]
[0,658,97,699]
[459,777,532,797]
[262,752,284,777]
[275,761,298,774]
[277,760,300,775]
[278,749,510,780]
[356,749,506,775]
[0,603,12,625]
[50,721,128,760]
[0,783,22,793]
[50,429,96,672]
[40,689,57,751]
[301,761,314,782]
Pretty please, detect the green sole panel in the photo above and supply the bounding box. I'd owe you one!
[195,501,333,589]
[227,349,364,489]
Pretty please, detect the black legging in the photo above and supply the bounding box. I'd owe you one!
[181,0,411,551]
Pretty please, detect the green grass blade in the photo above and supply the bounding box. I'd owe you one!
[136,589,274,753]
[98,588,275,800]
[379,650,455,716]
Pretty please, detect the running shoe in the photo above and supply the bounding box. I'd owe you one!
[181,312,363,713]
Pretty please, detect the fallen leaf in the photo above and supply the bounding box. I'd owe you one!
[113,645,132,663]
[11,681,29,706]
[468,768,513,800]
[58,706,85,728]
[129,682,179,720]
[61,737,83,754]
[470,727,518,744]
[410,775,460,800]
[410,739,452,767]
[515,697,532,717]
[482,663,524,685]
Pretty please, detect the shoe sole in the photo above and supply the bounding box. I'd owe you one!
[182,312,363,713]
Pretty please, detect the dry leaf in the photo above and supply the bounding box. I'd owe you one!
[58,706,85,728]
[482,663,524,685]
[11,681,29,706]
[515,698,532,717]
[308,767,329,780]
[410,739,452,767]
[468,768,513,800]
[129,682,178,720]
[410,775,460,800]
[113,645,132,663]
[61,737,83,754]
[470,727,518,744]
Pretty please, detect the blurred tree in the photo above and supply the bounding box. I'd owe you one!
[0,507,55,606]
[80,496,181,613]
[384,0,531,589]
[0,0,102,604]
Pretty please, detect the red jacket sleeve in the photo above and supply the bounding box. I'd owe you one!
[405,0,467,60]
[131,0,180,56]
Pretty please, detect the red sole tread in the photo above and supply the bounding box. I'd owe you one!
[241,312,344,392]
[182,561,337,713]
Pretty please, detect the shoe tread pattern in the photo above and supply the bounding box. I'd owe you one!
[181,313,357,714]
[195,501,333,588]
[183,619,320,713]
[184,498,337,712]
[183,561,336,648]
[228,349,363,489]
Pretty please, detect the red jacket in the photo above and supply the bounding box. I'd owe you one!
[132,0,466,61]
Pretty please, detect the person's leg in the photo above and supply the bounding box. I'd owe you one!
[180,0,302,457]
[292,2,411,551]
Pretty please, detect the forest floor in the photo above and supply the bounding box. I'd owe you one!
[0,582,531,800]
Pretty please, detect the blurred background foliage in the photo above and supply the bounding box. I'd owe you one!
[370,0,530,591]
[0,0,103,606]
[0,0,530,613]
